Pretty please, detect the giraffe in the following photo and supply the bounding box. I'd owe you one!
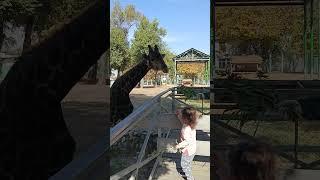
[0,1,107,179]
[111,45,168,126]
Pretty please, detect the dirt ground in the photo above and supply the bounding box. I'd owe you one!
[62,84,108,157]
[130,85,173,107]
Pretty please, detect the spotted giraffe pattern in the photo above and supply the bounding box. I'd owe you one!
[110,45,168,126]
[0,1,107,179]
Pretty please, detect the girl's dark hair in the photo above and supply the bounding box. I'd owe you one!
[228,140,276,180]
[181,107,198,129]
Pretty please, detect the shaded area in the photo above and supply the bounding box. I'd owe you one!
[62,101,107,157]
[0,1,108,178]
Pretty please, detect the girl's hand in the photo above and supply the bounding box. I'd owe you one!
[176,109,183,123]
[175,109,180,116]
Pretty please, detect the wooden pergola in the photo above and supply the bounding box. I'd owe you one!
[211,0,320,80]
[173,48,210,85]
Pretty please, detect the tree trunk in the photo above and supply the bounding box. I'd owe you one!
[281,51,284,73]
[0,21,4,51]
[269,51,272,73]
[22,16,35,53]
[0,1,107,178]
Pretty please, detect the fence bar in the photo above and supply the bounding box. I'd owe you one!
[149,128,171,180]
[171,89,176,112]
[294,118,299,168]
[110,152,161,180]
[111,88,173,145]
[131,109,159,179]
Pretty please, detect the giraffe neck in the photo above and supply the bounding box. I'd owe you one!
[119,59,151,94]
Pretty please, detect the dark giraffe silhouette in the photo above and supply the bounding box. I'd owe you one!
[110,45,168,126]
[0,1,107,179]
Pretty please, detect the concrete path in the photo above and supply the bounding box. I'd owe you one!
[154,115,211,179]
[153,159,210,180]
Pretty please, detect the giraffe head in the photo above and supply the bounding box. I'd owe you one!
[144,45,168,73]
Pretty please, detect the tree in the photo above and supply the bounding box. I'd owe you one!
[216,6,304,72]
[111,0,141,35]
[177,62,206,80]
[110,0,141,75]
[130,16,168,86]
[0,0,94,53]
[163,49,175,82]
[130,16,166,65]
[110,27,130,76]
[0,0,42,50]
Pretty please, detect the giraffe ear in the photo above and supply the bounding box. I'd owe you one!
[154,45,159,52]
[148,45,153,53]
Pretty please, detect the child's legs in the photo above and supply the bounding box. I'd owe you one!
[181,153,195,180]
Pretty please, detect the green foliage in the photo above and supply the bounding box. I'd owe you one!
[111,0,141,35]
[216,6,304,66]
[110,0,141,73]
[110,0,175,79]
[130,16,167,65]
[0,0,42,21]
[177,86,196,100]
[110,27,130,72]
[163,49,175,80]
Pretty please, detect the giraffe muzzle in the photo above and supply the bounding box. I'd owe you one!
[162,67,168,73]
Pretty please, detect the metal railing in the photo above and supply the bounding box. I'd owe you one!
[50,86,202,180]
[49,87,176,180]
[110,87,176,180]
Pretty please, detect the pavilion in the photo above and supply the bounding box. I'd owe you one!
[172,48,210,85]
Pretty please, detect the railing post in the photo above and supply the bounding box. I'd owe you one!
[130,99,161,180]
[294,118,299,168]
[171,88,176,113]
[198,93,205,115]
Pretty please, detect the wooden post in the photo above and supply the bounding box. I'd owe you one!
[294,118,299,168]
[174,60,177,85]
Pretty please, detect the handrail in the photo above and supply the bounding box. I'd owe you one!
[110,87,176,179]
[49,87,176,180]
[49,134,108,180]
[110,87,174,145]
[111,86,211,179]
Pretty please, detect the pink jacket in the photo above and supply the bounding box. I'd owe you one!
[179,124,197,156]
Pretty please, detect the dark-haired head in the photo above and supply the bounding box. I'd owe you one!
[181,106,198,129]
[228,140,276,180]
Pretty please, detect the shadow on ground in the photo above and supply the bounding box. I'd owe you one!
[61,84,108,158]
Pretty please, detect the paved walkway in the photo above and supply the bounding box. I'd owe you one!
[154,160,210,180]
[154,114,211,179]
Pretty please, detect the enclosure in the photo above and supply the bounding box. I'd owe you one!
[212,0,320,171]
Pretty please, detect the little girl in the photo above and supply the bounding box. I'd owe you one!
[175,107,198,180]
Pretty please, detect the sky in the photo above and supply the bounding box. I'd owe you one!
[110,0,210,55]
